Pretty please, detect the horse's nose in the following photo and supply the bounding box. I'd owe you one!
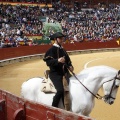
[110,101,114,105]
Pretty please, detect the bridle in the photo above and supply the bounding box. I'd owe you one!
[102,75,120,101]
[67,66,120,100]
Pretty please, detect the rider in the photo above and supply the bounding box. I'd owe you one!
[43,32,74,108]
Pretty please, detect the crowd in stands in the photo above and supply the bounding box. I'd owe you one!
[0,1,120,48]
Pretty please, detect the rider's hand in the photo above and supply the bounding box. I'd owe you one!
[69,66,74,72]
[58,57,65,63]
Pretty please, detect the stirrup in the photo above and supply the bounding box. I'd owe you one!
[44,70,50,79]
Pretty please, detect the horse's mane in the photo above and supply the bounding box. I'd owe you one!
[70,65,117,83]
[81,65,117,74]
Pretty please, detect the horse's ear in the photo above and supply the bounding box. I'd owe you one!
[118,70,120,75]
[117,70,120,79]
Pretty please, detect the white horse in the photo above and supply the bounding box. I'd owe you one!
[21,65,120,116]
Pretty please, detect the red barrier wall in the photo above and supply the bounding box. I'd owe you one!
[0,41,119,60]
[0,89,92,120]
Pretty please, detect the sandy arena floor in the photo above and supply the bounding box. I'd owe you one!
[0,51,120,120]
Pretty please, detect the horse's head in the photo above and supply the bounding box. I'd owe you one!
[103,70,120,105]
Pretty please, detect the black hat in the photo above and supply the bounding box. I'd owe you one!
[49,32,65,40]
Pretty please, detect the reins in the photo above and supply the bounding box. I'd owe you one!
[64,65,103,100]
[65,64,120,100]
[69,69,103,99]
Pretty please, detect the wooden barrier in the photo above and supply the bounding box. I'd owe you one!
[0,99,6,120]
[0,41,120,67]
[0,89,93,120]
[0,41,120,60]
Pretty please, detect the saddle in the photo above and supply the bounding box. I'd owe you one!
[41,70,69,93]
[40,70,56,93]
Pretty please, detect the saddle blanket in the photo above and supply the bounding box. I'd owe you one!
[40,78,57,93]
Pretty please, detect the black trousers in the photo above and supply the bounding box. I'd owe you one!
[49,72,64,107]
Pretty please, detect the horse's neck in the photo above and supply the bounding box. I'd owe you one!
[70,71,116,96]
[69,75,102,97]
[83,79,102,95]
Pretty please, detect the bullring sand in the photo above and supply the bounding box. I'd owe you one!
[0,51,120,120]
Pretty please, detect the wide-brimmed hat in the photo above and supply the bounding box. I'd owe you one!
[49,32,66,40]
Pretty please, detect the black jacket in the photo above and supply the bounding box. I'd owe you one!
[43,44,72,76]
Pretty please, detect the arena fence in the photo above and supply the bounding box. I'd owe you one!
[0,89,93,120]
[0,47,120,67]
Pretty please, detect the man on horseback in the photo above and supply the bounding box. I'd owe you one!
[43,32,74,109]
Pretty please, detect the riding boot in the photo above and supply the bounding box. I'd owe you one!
[64,91,70,111]
[63,76,71,111]
[52,91,64,107]
[52,96,59,107]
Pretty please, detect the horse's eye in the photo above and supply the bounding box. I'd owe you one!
[115,85,119,88]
